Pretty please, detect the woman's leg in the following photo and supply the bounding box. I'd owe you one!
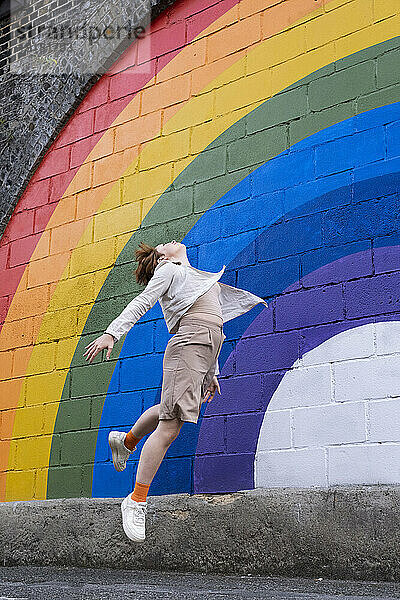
[130,418,184,502]
[135,418,183,485]
[128,403,161,439]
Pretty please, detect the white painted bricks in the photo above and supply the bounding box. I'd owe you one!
[255,322,400,488]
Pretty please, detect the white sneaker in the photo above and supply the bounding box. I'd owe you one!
[121,493,147,542]
[108,430,136,472]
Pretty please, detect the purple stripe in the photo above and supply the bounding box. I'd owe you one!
[193,245,400,493]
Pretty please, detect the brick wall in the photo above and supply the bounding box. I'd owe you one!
[1,0,400,502]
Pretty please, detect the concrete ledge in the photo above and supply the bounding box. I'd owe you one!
[1,485,400,581]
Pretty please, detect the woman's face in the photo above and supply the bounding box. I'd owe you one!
[156,240,184,260]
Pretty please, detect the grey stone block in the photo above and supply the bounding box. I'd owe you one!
[1,486,400,581]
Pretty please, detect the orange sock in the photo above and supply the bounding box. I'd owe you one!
[124,430,141,451]
[131,480,150,503]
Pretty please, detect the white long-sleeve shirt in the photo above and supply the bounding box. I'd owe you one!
[105,258,268,375]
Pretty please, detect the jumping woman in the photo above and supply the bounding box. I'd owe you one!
[83,240,268,542]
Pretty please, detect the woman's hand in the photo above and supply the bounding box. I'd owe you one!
[83,333,114,363]
[203,375,221,403]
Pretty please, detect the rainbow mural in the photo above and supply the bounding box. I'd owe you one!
[1,0,400,502]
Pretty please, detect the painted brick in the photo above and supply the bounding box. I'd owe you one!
[302,323,374,367]
[138,21,186,64]
[328,444,400,485]
[122,163,173,202]
[257,409,292,451]
[207,374,264,416]
[306,0,373,49]
[0,318,34,351]
[121,321,155,358]
[36,307,78,343]
[214,69,271,117]
[70,131,108,168]
[374,242,400,276]
[141,74,191,116]
[16,179,50,212]
[309,62,376,111]
[334,355,400,403]
[345,271,400,319]
[0,349,12,380]
[353,158,400,203]
[369,398,400,442]
[139,129,191,170]
[157,38,207,85]
[192,165,252,210]
[108,60,157,101]
[94,428,114,463]
[221,194,275,237]
[94,202,141,241]
[293,402,366,447]
[47,465,83,499]
[187,0,238,41]
[52,398,91,433]
[94,96,140,133]
[70,237,114,278]
[60,429,98,465]
[300,241,373,288]
[226,411,264,453]
[77,75,110,113]
[145,188,193,228]
[195,453,254,493]
[207,13,261,63]
[4,470,35,501]
[4,0,400,505]
[255,212,322,262]
[91,461,136,498]
[196,416,225,454]
[2,209,34,240]
[49,169,78,202]
[70,361,115,399]
[24,341,57,375]
[14,435,54,469]
[235,331,299,375]
[175,145,226,189]
[315,127,386,176]
[276,285,344,330]
[290,102,355,148]
[36,146,70,180]
[10,406,43,438]
[270,363,332,409]
[377,48,400,88]
[227,124,286,172]
[255,447,326,488]
[386,120,400,158]
[191,52,246,96]
[258,22,306,68]
[142,390,159,414]
[165,422,202,458]
[243,255,299,298]
[120,354,163,392]
[115,110,162,152]
[54,111,95,149]
[376,321,400,355]
[151,456,192,495]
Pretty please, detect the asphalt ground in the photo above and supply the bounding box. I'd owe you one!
[1,567,400,600]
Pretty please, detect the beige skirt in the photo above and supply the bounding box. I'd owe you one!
[159,315,226,424]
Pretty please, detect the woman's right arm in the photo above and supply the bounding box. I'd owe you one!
[83,261,175,363]
[104,261,175,341]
